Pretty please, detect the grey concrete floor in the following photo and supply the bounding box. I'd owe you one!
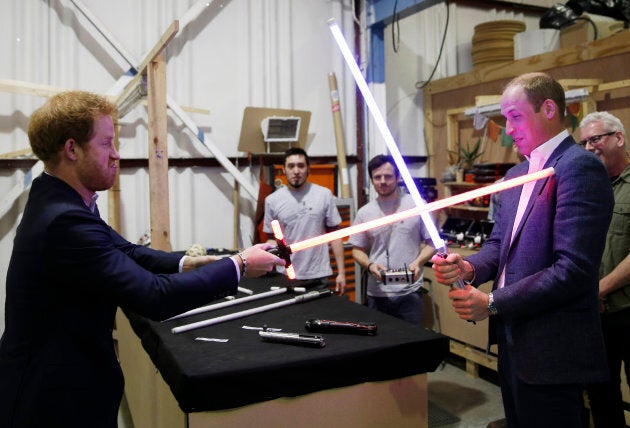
[428,358,505,428]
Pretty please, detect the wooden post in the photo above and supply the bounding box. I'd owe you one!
[233,180,240,249]
[328,72,351,198]
[108,120,122,232]
[147,51,171,251]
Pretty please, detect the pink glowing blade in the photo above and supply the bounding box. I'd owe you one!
[271,219,296,279]
[285,265,296,280]
[288,168,555,253]
[271,220,284,240]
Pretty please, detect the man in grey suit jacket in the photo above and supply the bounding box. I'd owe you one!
[432,73,614,427]
[0,91,284,427]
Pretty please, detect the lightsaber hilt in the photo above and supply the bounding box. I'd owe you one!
[268,239,292,271]
[437,247,475,324]
[437,248,466,290]
[270,220,296,279]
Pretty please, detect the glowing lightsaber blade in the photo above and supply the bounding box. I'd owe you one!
[326,20,472,288]
[271,220,296,279]
[327,19,444,250]
[287,168,555,253]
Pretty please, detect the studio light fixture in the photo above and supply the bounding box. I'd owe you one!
[540,0,630,38]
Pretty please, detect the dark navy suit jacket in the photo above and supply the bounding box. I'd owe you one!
[467,137,614,385]
[0,173,238,427]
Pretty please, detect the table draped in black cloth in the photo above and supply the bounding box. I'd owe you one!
[125,272,449,413]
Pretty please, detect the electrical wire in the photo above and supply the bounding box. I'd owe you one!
[392,0,401,53]
[351,0,361,27]
[572,16,599,40]
[415,0,450,89]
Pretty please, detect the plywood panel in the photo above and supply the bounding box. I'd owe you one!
[425,30,630,199]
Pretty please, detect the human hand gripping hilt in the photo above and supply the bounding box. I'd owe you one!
[437,246,475,324]
[437,246,466,289]
[269,220,296,279]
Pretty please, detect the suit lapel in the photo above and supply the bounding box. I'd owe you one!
[500,137,572,271]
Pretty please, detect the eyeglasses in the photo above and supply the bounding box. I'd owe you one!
[578,131,616,147]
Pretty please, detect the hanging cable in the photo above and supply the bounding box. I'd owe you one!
[415,0,450,89]
[392,0,400,53]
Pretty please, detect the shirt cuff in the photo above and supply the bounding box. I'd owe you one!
[179,256,187,273]
[230,256,241,282]
[463,259,476,283]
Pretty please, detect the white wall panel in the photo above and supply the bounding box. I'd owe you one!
[0,0,359,334]
[381,2,547,179]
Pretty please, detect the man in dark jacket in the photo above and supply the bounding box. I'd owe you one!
[0,91,283,427]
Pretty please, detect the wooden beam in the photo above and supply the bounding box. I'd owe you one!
[475,95,501,106]
[115,21,179,116]
[598,79,630,91]
[67,0,260,199]
[0,77,206,115]
[147,52,172,252]
[108,122,122,233]
[425,29,630,95]
[449,340,498,377]
[138,21,179,77]
[0,79,69,98]
[558,78,603,90]
[0,148,32,159]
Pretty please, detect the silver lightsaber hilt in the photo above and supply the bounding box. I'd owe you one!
[437,248,475,324]
[437,249,466,290]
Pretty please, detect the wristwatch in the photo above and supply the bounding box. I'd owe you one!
[488,292,498,316]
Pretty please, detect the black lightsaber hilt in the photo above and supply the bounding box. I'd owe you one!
[268,238,293,272]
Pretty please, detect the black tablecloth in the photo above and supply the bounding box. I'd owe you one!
[126,273,449,413]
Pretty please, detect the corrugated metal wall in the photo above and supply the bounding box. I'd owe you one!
[0,0,359,334]
[0,0,553,335]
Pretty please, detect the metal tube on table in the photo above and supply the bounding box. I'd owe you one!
[172,289,333,334]
[165,287,288,321]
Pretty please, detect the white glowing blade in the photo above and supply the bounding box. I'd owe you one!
[289,168,555,253]
[328,19,445,250]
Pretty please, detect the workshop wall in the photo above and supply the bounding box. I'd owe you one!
[0,0,359,335]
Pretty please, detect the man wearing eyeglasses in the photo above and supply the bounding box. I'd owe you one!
[580,111,630,428]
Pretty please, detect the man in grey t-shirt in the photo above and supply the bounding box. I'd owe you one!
[263,148,346,294]
[349,155,435,326]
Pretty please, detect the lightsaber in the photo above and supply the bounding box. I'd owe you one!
[175,169,553,334]
[327,19,443,245]
[172,289,333,334]
[270,220,296,279]
[164,287,288,322]
[286,168,555,253]
[329,18,460,288]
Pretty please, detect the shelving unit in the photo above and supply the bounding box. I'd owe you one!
[442,181,491,222]
[424,31,630,415]
[424,29,630,202]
